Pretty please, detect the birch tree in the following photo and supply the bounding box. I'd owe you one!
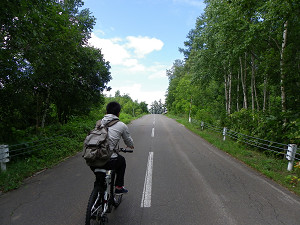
[165,0,300,143]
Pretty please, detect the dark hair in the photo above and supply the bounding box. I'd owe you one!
[106,101,121,116]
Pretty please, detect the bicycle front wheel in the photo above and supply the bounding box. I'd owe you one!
[85,187,104,225]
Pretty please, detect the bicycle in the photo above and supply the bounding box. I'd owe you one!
[85,148,133,225]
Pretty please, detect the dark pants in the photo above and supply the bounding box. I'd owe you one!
[91,154,126,188]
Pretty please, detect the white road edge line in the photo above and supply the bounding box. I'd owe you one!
[141,152,154,208]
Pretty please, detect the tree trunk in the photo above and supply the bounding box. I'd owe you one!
[239,55,247,109]
[251,55,255,112]
[228,68,232,115]
[280,20,288,123]
[237,70,240,112]
[224,66,232,115]
[251,53,259,112]
[224,73,228,114]
[41,87,51,128]
[263,75,267,112]
[36,92,40,129]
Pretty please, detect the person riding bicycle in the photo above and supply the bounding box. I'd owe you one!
[90,101,134,194]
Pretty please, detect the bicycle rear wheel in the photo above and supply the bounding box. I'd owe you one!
[85,187,105,225]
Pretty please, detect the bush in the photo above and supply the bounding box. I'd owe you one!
[119,113,134,124]
[226,109,299,144]
[195,109,214,124]
[0,108,103,192]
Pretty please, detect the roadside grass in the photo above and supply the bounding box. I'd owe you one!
[0,109,145,193]
[167,114,300,196]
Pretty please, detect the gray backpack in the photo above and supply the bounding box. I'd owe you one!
[82,119,119,167]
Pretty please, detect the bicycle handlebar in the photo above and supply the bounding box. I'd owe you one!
[119,148,133,153]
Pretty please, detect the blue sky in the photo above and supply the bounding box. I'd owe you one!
[83,0,206,105]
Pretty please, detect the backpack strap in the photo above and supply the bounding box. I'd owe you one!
[106,119,120,152]
[94,118,120,151]
[95,118,119,129]
[106,119,119,128]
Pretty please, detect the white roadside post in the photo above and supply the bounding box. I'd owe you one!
[286,144,297,171]
[223,127,227,141]
[0,145,9,171]
[201,121,204,130]
[188,96,192,123]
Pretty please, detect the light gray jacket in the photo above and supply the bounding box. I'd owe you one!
[101,114,134,157]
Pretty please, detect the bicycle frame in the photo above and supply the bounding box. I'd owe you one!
[85,149,132,225]
[95,169,115,217]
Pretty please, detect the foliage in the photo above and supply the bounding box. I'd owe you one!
[0,0,111,143]
[149,99,166,114]
[286,162,300,187]
[166,0,300,145]
[105,90,149,117]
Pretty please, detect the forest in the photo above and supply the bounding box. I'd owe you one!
[166,0,300,145]
[1,0,109,142]
[0,0,149,144]
[1,0,299,145]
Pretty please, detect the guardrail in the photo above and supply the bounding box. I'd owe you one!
[192,119,299,171]
[0,134,68,171]
[0,120,298,172]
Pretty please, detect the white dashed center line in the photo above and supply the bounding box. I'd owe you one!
[141,152,154,208]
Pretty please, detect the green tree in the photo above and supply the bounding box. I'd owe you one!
[105,91,148,117]
[150,100,165,114]
[166,0,300,143]
[0,0,111,141]
[139,102,149,114]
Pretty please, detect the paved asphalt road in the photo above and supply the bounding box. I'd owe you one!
[1,114,300,225]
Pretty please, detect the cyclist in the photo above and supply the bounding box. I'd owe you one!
[90,101,134,194]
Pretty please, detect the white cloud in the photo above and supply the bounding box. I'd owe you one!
[93,29,106,35]
[89,33,131,66]
[173,0,205,8]
[147,63,169,80]
[89,33,168,104]
[126,36,164,58]
[88,33,164,72]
